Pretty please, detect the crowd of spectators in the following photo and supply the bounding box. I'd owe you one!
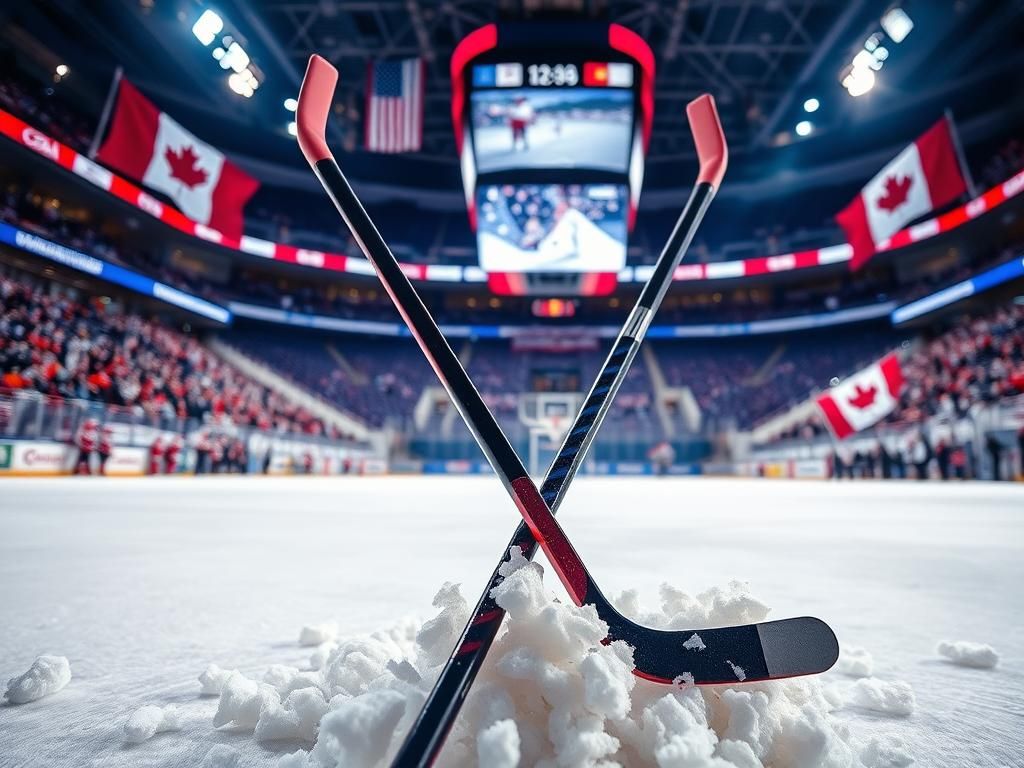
[755,302,1024,482]
[888,303,1024,424]
[0,271,327,436]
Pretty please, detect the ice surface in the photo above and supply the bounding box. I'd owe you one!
[4,655,71,704]
[936,640,999,669]
[1,476,1022,767]
[124,704,182,743]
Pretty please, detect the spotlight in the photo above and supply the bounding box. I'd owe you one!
[192,10,223,46]
[284,98,298,112]
[881,7,914,43]
[795,120,813,137]
[55,64,69,77]
[803,97,819,113]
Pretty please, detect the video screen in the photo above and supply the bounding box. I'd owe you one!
[470,88,633,174]
[476,184,628,273]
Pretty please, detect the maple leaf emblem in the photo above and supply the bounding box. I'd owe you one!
[876,174,912,213]
[165,145,208,188]
[847,383,877,410]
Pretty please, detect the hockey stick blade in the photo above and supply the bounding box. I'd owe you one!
[297,53,839,764]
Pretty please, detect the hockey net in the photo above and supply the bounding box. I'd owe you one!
[518,392,583,479]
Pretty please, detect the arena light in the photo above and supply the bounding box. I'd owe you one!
[286,121,297,137]
[227,72,254,98]
[842,66,875,97]
[803,97,819,113]
[221,41,250,74]
[55,64,69,78]
[284,97,298,112]
[795,120,813,137]
[192,10,223,46]
[881,7,914,43]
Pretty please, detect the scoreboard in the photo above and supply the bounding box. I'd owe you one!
[451,23,654,296]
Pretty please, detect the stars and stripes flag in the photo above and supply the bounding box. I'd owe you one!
[365,58,424,153]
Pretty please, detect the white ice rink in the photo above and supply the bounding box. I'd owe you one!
[1,476,1022,766]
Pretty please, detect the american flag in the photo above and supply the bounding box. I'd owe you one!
[365,58,424,153]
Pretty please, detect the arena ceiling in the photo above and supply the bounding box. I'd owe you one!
[5,0,1024,180]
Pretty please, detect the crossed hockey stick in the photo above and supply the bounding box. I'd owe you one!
[296,54,838,767]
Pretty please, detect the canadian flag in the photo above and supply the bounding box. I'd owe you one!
[96,79,259,240]
[836,117,967,271]
[815,353,905,440]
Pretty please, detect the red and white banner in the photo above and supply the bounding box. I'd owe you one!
[816,353,905,439]
[96,80,259,240]
[2,108,1023,285]
[837,117,968,271]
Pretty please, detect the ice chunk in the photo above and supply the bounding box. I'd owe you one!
[477,719,520,768]
[836,646,874,678]
[124,704,182,743]
[255,687,328,742]
[214,671,281,730]
[683,632,706,651]
[199,744,241,768]
[306,689,406,768]
[199,663,238,696]
[726,660,747,682]
[861,735,914,767]
[299,622,338,647]
[4,655,71,704]
[936,640,999,669]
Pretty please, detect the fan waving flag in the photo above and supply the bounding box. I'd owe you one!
[96,79,259,240]
[837,117,968,271]
[816,353,905,440]
[365,58,424,153]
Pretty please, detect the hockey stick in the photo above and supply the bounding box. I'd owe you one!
[297,53,838,761]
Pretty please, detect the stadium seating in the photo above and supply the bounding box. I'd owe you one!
[0,271,326,436]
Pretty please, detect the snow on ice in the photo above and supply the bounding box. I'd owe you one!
[836,646,874,678]
[200,744,242,767]
[207,546,914,767]
[936,640,999,669]
[123,704,182,743]
[4,655,71,704]
[300,622,339,647]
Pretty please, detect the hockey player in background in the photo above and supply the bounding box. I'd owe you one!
[97,425,113,476]
[148,436,164,476]
[74,417,99,475]
[165,435,182,475]
[647,440,676,476]
[508,95,535,151]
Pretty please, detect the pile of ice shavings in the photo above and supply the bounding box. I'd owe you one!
[211,547,913,767]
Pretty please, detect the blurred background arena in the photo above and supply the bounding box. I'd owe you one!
[1,0,1023,484]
